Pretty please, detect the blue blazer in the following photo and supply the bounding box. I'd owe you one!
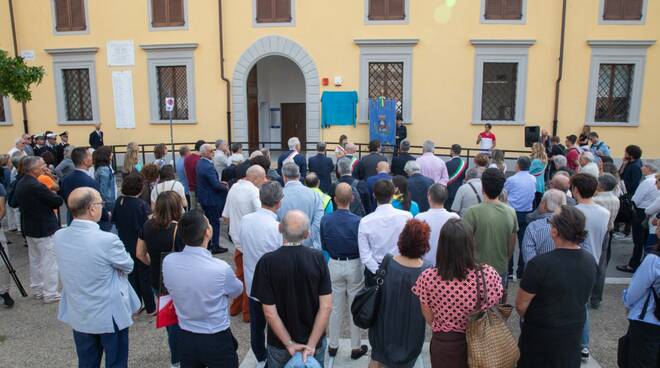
[195,158,228,208]
[60,169,101,204]
[277,150,307,178]
[366,172,392,212]
[308,154,334,194]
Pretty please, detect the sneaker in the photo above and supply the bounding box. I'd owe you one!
[613,232,631,241]
[581,347,589,360]
[43,296,61,304]
[351,345,369,360]
[507,274,514,281]
[1,292,14,308]
[328,347,338,357]
[32,293,44,300]
[590,302,601,310]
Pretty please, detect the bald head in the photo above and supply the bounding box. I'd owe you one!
[246,165,266,186]
[68,187,103,221]
[279,210,310,243]
[550,174,571,192]
[376,161,390,174]
[334,183,353,208]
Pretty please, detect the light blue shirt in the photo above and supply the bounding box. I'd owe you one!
[623,253,660,326]
[277,181,324,250]
[175,157,190,195]
[504,171,537,212]
[521,213,554,263]
[54,220,140,334]
[590,140,611,160]
[162,246,243,333]
[239,208,282,298]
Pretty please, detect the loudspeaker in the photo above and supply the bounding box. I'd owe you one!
[524,126,540,148]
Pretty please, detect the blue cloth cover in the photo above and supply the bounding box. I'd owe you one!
[321,91,358,127]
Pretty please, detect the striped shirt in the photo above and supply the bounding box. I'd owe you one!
[593,191,620,231]
[521,213,555,264]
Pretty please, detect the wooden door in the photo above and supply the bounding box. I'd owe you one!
[247,66,259,152]
[281,103,306,150]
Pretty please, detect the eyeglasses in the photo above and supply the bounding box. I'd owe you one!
[91,201,105,207]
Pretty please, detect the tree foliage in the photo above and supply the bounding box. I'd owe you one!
[0,49,45,103]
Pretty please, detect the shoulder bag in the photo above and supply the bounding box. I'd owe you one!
[155,222,179,329]
[467,182,482,204]
[466,268,519,368]
[351,254,392,329]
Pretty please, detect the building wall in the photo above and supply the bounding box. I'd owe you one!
[0,0,658,158]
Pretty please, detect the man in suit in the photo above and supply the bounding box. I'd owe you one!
[88,124,104,149]
[332,157,371,216]
[445,144,467,210]
[277,137,307,178]
[308,142,334,194]
[405,160,434,213]
[391,140,416,177]
[54,187,140,368]
[14,156,64,303]
[352,140,387,180]
[33,133,52,157]
[55,131,70,165]
[60,147,106,225]
[196,144,229,254]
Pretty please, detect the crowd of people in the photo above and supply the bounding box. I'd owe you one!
[0,123,659,368]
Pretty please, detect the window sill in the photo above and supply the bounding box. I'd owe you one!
[365,18,409,25]
[0,121,12,126]
[53,30,90,36]
[253,21,295,28]
[480,18,526,25]
[57,120,99,125]
[149,25,189,32]
[587,122,639,127]
[598,19,646,25]
[149,120,197,125]
[471,120,525,126]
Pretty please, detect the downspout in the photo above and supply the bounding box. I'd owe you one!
[218,0,232,143]
[552,0,567,137]
[8,0,29,134]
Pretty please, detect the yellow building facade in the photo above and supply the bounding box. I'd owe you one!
[1,0,658,158]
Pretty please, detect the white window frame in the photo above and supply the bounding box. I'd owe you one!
[355,39,418,124]
[147,0,189,32]
[470,39,535,125]
[585,40,655,127]
[480,0,527,24]
[0,96,11,125]
[50,0,91,35]
[141,43,198,124]
[45,47,100,125]
[598,0,648,25]
[364,0,409,25]
[252,0,296,28]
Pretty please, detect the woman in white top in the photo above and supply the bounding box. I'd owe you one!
[488,149,507,174]
[335,134,348,159]
[150,164,188,209]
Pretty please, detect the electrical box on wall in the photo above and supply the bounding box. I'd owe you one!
[322,77,329,86]
[334,76,343,86]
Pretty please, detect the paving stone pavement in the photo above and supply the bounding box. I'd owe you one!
[0,227,632,367]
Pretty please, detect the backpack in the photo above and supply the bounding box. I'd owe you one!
[349,180,366,217]
[6,179,19,208]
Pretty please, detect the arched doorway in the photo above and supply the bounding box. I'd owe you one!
[232,36,321,151]
[246,56,306,151]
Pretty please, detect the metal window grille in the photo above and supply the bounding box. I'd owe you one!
[368,62,404,116]
[157,65,189,120]
[481,62,518,121]
[0,96,5,122]
[63,68,94,121]
[595,64,634,122]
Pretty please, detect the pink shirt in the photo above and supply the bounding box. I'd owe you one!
[412,266,503,333]
[416,153,449,185]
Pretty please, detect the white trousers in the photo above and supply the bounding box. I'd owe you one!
[26,236,59,300]
[6,206,20,231]
[328,258,364,349]
[0,230,10,294]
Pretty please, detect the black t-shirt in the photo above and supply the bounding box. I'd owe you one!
[521,248,597,329]
[112,196,151,255]
[251,246,332,349]
[139,219,185,290]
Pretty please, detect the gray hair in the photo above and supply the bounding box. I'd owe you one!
[199,144,214,155]
[22,156,43,174]
[404,160,420,175]
[541,189,567,212]
[260,181,284,207]
[580,151,595,163]
[288,137,300,150]
[14,136,22,145]
[10,151,24,167]
[317,142,327,153]
[465,167,480,180]
[428,183,448,205]
[598,173,618,192]
[552,155,567,168]
[422,140,435,153]
[281,210,310,243]
[400,140,410,152]
[282,162,300,179]
[337,157,353,176]
[643,163,658,173]
[64,145,76,158]
[215,139,225,148]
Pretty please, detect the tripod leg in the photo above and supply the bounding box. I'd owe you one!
[0,242,27,297]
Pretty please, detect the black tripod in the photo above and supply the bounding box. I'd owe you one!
[0,241,27,297]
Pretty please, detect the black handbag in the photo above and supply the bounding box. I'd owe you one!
[617,274,659,367]
[351,254,392,329]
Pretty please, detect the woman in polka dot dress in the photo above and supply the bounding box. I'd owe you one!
[412,218,504,368]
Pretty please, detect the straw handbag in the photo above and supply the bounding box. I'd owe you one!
[466,268,519,368]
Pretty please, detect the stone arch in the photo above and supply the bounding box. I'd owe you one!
[232,35,320,148]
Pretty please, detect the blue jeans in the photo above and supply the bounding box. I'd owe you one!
[249,298,268,363]
[581,305,590,349]
[267,337,327,368]
[72,321,129,368]
[153,287,180,365]
[201,205,221,248]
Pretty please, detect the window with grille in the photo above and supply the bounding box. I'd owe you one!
[151,0,185,27]
[368,62,404,116]
[256,0,292,23]
[484,0,523,20]
[481,63,518,121]
[0,97,6,122]
[603,0,644,21]
[368,0,405,21]
[157,66,189,120]
[595,64,634,122]
[63,69,93,121]
[54,0,86,32]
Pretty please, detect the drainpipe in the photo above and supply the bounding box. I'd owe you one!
[218,0,232,143]
[8,0,29,134]
[552,0,567,137]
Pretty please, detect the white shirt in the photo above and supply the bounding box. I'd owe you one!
[633,174,659,209]
[151,180,188,208]
[222,179,260,251]
[239,208,282,298]
[645,196,660,234]
[228,153,245,165]
[213,151,229,178]
[415,208,460,266]
[576,203,610,264]
[7,147,24,156]
[358,203,412,273]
